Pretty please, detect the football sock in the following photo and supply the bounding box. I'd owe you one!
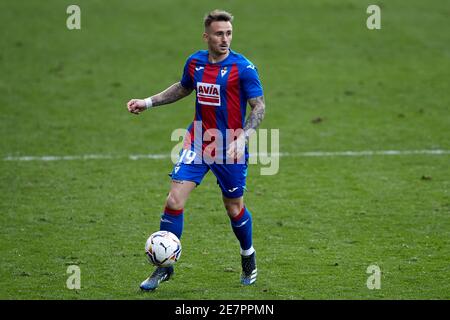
[159,206,184,239]
[230,206,254,256]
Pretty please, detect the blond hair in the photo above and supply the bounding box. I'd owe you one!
[204,10,234,29]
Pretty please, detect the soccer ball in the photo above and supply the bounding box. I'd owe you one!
[145,231,182,267]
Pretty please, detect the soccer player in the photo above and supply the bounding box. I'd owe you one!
[127,9,266,291]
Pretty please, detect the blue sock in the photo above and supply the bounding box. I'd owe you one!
[160,207,184,239]
[230,207,254,255]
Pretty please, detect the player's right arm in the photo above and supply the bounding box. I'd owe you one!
[127,82,193,115]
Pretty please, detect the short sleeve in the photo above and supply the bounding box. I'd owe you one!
[180,58,194,90]
[241,63,264,100]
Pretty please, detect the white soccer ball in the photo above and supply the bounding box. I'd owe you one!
[145,231,182,267]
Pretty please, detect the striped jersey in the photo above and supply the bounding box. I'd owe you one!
[179,49,264,161]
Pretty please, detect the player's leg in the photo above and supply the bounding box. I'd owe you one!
[141,157,208,292]
[211,162,257,285]
[222,195,257,285]
[223,195,255,256]
[159,180,197,239]
[140,180,197,291]
[160,149,209,240]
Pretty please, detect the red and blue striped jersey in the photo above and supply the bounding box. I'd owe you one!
[179,49,264,160]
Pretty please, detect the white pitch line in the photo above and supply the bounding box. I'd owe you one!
[2,149,449,162]
[274,149,450,157]
[3,154,117,161]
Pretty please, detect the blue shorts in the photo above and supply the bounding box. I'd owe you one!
[169,149,248,198]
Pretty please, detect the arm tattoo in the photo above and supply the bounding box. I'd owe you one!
[151,82,193,107]
[243,96,265,139]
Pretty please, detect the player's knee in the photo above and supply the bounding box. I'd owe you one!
[166,192,184,211]
[224,202,243,218]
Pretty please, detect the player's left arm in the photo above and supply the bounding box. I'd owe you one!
[227,95,266,160]
[244,95,266,142]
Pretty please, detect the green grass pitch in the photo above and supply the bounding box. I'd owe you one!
[0,0,449,299]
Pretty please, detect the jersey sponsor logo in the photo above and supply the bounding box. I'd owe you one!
[197,82,221,106]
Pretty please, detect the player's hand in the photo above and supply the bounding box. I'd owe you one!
[226,133,246,160]
[127,99,146,115]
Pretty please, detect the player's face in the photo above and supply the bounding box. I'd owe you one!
[204,21,233,56]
